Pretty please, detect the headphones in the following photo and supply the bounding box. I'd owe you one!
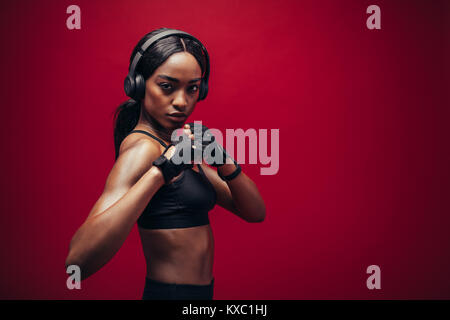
[124,29,210,102]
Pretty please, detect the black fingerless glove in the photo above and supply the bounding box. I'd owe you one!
[152,134,194,184]
[187,122,230,167]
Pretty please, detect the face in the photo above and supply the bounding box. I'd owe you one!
[142,52,202,130]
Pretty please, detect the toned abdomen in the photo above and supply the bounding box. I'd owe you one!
[138,224,214,285]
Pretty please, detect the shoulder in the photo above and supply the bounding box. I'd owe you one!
[119,131,165,158]
[105,133,164,191]
[85,133,165,220]
[118,133,163,167]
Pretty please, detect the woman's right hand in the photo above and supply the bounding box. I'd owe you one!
[154,124,196,184]
[163,124,195,161]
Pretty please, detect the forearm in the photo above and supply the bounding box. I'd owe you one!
[218,159,266,222]
[65,167,164,279]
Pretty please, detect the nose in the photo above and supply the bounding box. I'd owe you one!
[172,89,188,111]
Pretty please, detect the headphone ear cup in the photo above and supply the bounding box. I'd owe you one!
[124,75,135,99]
[198,79,208,101]
[134,74,146,100]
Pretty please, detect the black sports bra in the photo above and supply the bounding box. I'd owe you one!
[126,130,217,229]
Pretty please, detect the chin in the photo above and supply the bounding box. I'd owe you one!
[162,122,184,133]
[171,121,186,129]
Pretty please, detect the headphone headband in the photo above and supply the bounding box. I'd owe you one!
[128,29,210,81]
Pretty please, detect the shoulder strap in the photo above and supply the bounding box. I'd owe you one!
[127,130,168,148]
[197,163,206,175]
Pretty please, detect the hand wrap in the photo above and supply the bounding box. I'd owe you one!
[153,134,194,184]
[187,122,230,167]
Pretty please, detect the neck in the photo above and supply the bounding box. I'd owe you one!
[137,110,175,144]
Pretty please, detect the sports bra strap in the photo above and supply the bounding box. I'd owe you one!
[197,163,209,177]
[128,130,169,148]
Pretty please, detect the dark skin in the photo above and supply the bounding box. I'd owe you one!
[65,52,266,284]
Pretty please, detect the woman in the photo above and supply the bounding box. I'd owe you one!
[65,28,266,300]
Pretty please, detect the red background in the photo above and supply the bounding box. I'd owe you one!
[0,0,448,299]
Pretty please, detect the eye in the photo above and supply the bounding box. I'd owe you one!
[189,85,199,93]
[159,83,173,91]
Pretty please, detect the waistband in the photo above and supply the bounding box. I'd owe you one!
[145,276,215,288]
[143,276,215,300]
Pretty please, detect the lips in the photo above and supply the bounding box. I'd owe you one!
[168,112,186,117]
[167,113,187,122]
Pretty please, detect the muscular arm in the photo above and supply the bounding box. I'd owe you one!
[65,139,164,280]
[200,159,266,223]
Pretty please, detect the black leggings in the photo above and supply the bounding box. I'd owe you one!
[142,277,214,300]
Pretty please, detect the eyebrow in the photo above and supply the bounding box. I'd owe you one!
[157,75,201,83]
